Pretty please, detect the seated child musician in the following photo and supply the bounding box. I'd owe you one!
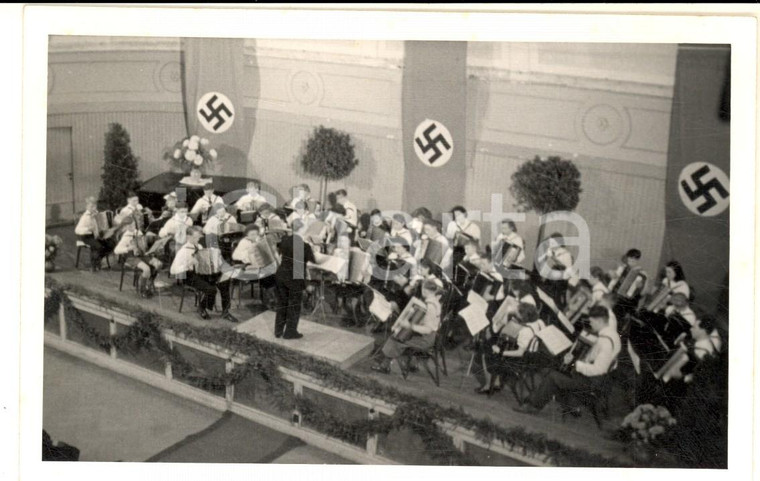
[371,279,444,374]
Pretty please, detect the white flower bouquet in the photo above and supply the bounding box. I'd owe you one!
[166,135,217,174]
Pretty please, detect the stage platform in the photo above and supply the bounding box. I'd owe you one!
[44,225,634,465]
[234,311,375,369]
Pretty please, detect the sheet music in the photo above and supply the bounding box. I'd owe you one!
[535,325,573,356]
[368,289,393,322]
[307,255,347,275]
[459,303,489,336]
[466,290,488,311]
[534,286,575,333]
[492,296,519,327]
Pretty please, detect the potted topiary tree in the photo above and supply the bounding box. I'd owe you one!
[98,123,142,211]
[300,125,359,204]
[510,155,582,248]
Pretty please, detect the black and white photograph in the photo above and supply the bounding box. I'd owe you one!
[11,4,758,479]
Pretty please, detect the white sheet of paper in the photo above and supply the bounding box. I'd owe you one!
[535,324,573,356]
[308,255,347,275]
[369,290,393,322]
[467,290,488,310]
[459,304,489,336]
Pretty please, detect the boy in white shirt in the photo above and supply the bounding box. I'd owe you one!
[190,184,225,222]
[235,180,267,212]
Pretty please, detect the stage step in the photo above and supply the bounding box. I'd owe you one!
[234,311,375,369]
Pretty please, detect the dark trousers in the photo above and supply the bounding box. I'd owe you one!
[78,234,112,266]
[186,271,231,311]
[527,369,605,410]
[275,280,305,336]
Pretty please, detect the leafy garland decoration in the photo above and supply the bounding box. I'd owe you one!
[43,276,629,467]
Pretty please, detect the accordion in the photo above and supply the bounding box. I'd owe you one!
[94,211,111,234]
[195,248,223,275]
[418,237,445,266]
[134,234,150,255]
[646,284,671,312]
[565,284,593,324]
[559,329,598,373]
[496,240,522,267]
[219,221,246,236]
[238,210,258,225]
[614,266,646,299]
[392,297,428,342]
[247,238,279,270]
[453,230,475,248]
[348,247,371,284]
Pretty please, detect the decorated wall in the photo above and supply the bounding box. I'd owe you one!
[47,37,678,278]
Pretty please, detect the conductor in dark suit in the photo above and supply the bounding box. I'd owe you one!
[274,219,322,339]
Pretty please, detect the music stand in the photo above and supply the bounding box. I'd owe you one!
[309,242,331,324]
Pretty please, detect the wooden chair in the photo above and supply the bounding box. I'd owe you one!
[117,255,141,293]
[400,317,450,387]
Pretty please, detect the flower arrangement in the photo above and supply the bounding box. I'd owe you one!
[621,404,676,445]
[45,234,63,272]
[166,135,217,174]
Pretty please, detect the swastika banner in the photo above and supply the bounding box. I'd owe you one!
[182,37,249,176]
[401,41,467,218]
[661,44,730,315]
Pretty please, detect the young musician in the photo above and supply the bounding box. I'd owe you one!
[409,207,432,237]
[235,180,267,212]
[608,249,648,316]
[494,220,526,268]
[286,201,316,229]
[334,189,358,231]
[589,267,611,305]
[445,205,481,246]
[476,302,544,394]
[404,258,440,299]
[666,316,722,384]
[361,209,390,243]
[203,203,238,235]
[514,306,621,414]
[170,226,238,322]
[286,184,310,210]
[255,204,285,232]
[190,184,225,221]
[371,279,443,374]
[535,233,575,311]
[420,219,453,271]
[147,192,178,226]
[389,213,413,246]
[158,204,193,241]
[113,192,146,230]
[74,196,114,271]
[113,217,162,298]
[274,219,329,339]
[652,261,691,312]
[507,279,538,308]
[231,224,278,308]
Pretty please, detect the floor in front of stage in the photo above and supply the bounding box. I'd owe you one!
[45,225,634,465]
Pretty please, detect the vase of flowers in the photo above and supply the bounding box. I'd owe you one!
[166,135,217,176]
[619,404,677,466]
[45,234,63,272]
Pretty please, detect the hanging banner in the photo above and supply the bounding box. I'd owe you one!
[661,44,730,314]
[182,37,249,177]
[401,41,467,219]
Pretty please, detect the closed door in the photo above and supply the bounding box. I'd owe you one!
[46,127,75,223]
